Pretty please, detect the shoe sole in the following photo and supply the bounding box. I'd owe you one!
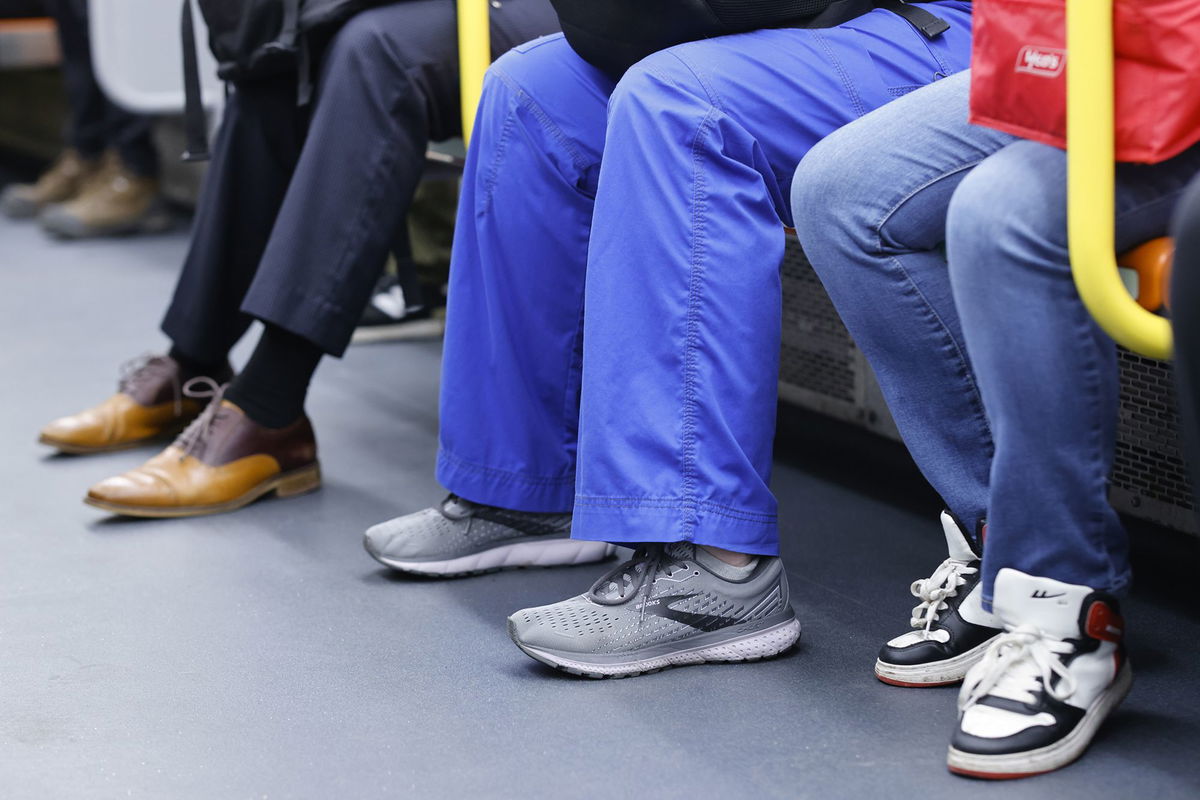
[351,317,446,344]
[41,206,173,240]
[875,634,1000,687]
[947,660,1133,779]
[511,616,802,679]
[83,463,321,518]
[1,197,39,219]
[364,537,615,577]
[38,422,190,455]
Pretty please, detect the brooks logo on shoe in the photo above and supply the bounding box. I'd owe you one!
[641,593,739,632]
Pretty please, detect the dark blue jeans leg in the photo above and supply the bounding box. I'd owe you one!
[948,139,1200,601]
[794,71,1008,539]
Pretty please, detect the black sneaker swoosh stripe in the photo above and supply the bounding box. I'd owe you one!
[645,593,741,632]
[472,507,570,538]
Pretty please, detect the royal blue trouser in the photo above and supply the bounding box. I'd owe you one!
[438,4,973,555]
[794,72,1200,602]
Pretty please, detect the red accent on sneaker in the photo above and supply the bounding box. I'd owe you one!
[875,673,961,688]
[1085,601,1124,643]
[948,765,1054,781]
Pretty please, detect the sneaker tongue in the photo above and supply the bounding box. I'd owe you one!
[591,544,687,603]
[992,568,1092,639]
[441,495,476,519]
[593,560,649,602]
[664,542,694,561]
[940,511,977,562]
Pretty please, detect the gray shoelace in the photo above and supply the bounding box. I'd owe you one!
[588,544,691,625]
[173,376,229,462]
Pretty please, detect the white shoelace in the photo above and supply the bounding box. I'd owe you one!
[908,557,976,634]
[959,625,1077,711]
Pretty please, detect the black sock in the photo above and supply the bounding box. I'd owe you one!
[224,324,323,429]
[168,345,227,381]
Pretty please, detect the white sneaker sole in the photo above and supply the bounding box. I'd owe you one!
[875,634,1000,687]
[947,661,1133,779]
[513,617,802,679]
[366,537,614,577]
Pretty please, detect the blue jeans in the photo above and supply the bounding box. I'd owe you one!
[438,4,974,555]
[794,70,1200,602]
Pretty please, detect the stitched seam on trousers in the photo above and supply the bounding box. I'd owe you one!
[575,496,777,524]
[659,49,726,112]
[492,66,595,176]
[679,106,723,542]
[812,30,867,119]
[319,66,419,314]
[885,253,995,455]
[479,96,517,215]
[1074,296,1118,590]
[559,279,588,465]
[866,158,999,458]
[439,447,575,486]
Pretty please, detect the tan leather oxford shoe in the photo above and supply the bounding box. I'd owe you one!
[39,355,229,454]
[85,395,320,518]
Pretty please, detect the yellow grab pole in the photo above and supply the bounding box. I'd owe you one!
[457,0,491,145]
[1068,0,1173,359]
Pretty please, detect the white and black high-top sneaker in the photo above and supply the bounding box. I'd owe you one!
[875,512,1003,686]
[947,568,1132,779]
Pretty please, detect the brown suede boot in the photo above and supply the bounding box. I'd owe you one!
[39,152,170,239]
[0,149,100,219]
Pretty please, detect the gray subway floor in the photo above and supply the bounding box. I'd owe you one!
[2,213,1200,799]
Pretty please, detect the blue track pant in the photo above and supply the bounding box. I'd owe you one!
[438,3,973,555]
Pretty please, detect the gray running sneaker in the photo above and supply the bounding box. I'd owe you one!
[508,543,800,678]
[363,494,614,577]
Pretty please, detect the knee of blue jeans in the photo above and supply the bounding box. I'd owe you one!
[791,128,881,255]
[791,136,842,238]
[946,142,1070,285]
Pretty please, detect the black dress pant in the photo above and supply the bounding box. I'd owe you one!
[44,0,158,176]
[161,0,560,361]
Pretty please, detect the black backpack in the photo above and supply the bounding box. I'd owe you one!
[179,0,390,160]
[549,0,954,79]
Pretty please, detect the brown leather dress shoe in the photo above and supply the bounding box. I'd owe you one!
[39,355,230,455]
[84,393,321,518]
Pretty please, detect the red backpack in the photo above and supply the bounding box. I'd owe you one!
[969,0,1200,164]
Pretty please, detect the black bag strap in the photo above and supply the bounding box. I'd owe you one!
[279,0,302,48]
[278,0,312,108]
[874,0,951,39]
[180,0,211,161]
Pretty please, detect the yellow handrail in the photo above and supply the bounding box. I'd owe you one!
[1067,0,1173,359]
[456,0,491,144]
